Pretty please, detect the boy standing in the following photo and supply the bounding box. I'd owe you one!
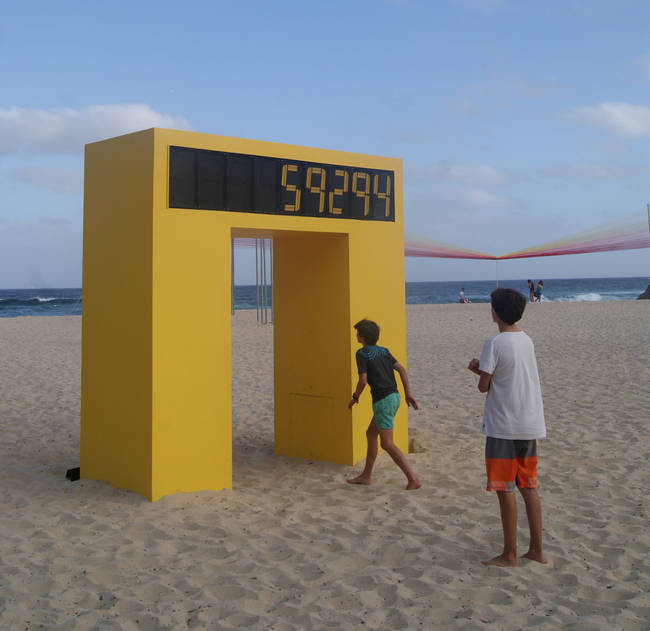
[347,319,421,490]
[468,288,547,566]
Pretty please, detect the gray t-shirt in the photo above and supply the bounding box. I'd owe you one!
[479,331,546,440]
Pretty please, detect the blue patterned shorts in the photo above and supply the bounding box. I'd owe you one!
[372,392,401,430]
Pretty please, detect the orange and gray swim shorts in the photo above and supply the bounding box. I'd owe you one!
[485,437,538,492]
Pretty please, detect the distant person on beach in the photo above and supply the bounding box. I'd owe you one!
[467,288,547,567]
[534,281,544,302]
[459,287,471,303]
[527,280,535,302]
[347,319,421,490]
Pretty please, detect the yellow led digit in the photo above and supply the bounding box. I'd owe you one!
[374,173,392,217]
[328,169,348,215]
[306,166,326,213]
[352,172,371,216]
[281,163,301,212]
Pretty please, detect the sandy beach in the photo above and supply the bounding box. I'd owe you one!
[1,301,648,630]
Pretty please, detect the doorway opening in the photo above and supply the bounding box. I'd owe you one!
[231,236,275,486]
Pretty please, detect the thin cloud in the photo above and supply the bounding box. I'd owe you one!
[452,0,505,10]
[408,161,507,187]
[12,165,83,194]
[441,98,480,117]
[538,162,650,181]
[408,187,514,226]
[457,187,504,207]
[427,187,511,213]
[390,129,438,144]
[571,102,650,137]
[0,104,193,155]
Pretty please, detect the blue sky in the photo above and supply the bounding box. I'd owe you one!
[1,0,649,287]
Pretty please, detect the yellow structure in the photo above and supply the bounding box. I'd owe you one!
[81,128,407,501]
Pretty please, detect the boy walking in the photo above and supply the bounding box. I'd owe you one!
[347,319,421,490]
[468,288,547,566]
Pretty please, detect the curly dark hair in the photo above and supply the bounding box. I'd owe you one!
[354,319,380,346]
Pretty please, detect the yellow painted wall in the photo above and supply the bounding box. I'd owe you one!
[273,231,352,463]
[82,128,407,500]
[81,130,155,498]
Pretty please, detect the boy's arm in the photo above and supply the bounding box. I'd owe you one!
[393,362,419,409]
[468,358,492,392]
[348,372,368,409]
[477,372,492,393]
[468,358,481,374]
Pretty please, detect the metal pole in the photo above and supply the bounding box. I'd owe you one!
[262,239,268,324]
[495,259,499,288]
[231,238,235,316]
[643,203,650,296]
[270,238,274,324]
[255,239,260,323]
[265,239,270,324]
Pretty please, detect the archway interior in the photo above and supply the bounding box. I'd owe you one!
[230,228,352,467]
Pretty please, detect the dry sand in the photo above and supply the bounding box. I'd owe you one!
[1,302,649,630]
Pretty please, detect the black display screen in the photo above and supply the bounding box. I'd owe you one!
[169,146,395,221]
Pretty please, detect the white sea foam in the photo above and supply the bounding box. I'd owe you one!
[34,297,56,302]
[576,292,603,301]
[554,292,603,302]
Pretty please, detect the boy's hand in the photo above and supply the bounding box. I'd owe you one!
[468,358,481,374]
[405,393,419,410]
[348,397,358,410]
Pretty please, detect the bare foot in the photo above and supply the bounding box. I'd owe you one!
[346,475,372,485]
[406,479,422,490]
[481,554,519,567]
[521,551,547,564]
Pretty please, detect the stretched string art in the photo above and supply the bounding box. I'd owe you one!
[499,212,650,260]
[404,211,650,261]
[404,235,496,260]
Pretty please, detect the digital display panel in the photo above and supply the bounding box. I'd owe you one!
[169,146,395,221]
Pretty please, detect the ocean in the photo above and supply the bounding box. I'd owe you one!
[0,277,648,318]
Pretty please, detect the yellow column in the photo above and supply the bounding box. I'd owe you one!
[81,130,155,499]
[273,231,353,463]
[152,216,233,499]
